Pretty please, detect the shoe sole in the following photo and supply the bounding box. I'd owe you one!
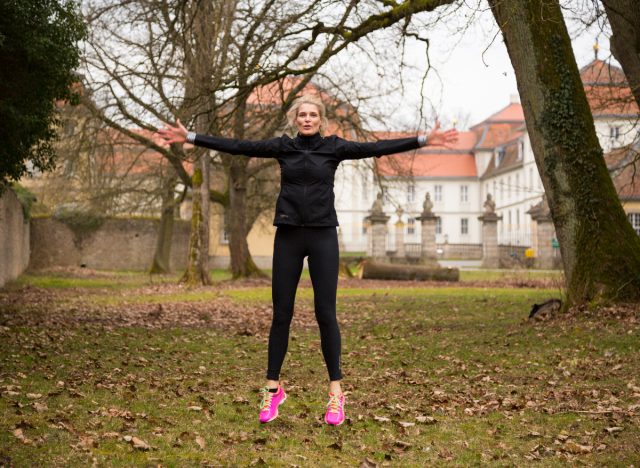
[260,394,287,423]
[324,417,344,426]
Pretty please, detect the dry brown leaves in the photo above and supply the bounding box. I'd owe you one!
[0,283,317,336]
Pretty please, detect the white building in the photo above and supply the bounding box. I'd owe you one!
[334,59,640,253]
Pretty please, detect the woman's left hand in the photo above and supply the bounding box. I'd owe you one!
[427,121,459,148]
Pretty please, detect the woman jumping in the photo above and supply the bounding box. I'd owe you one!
[157,95,458,426]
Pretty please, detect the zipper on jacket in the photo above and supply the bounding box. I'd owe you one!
[302,150,308,226]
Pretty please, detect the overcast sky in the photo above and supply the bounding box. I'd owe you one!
[383,4,612,131]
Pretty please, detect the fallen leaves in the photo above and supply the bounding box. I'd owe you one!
[13,428,32,445]
[1,271,639,465]
[564,441,593,454]
[604,426,623,434]
[123,435,151,451]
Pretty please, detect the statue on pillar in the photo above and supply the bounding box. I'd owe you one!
[422,192,434,216]
[483,193,496,214]
[371,191,384,216]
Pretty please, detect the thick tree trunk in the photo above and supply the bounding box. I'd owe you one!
[359,260,459,282]
[181,162,212,285]
[228,163,268,279]
[603,0,640,110]
[488,0,640,305]
[149,177,176,274]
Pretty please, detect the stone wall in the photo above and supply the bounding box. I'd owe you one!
[0,189,30,287]
[437,243,483,260]
[29,217,190,271]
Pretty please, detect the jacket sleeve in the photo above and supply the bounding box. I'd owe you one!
[335,136,421,160]
[193,134,282,158]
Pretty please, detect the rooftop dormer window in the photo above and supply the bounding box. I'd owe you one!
[609,126,620,140]
[496,147,506,165]
[518,140,524,160]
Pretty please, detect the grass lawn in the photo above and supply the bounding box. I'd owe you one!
[0,269,638,466]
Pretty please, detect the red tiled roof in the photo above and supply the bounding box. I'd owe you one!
[606,144,640,200]
[479,135,525,180]
[469,102,525,150]
[472,102,525,124]
[377,153,477,178]
[580,59,627,85]
[246,77,341,107]
[374,131,478,178]
[580,59,639,116]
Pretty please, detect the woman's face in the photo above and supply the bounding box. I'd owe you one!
[295,103,321,136]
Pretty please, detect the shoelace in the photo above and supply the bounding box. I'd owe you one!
[327,394,342,414]
[260,388,274,411]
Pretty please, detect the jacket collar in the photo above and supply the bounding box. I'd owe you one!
[294,132,323,150]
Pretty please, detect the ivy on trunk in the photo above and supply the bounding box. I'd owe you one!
[488,0,640,306]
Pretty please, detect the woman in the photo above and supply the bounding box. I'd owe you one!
[157,95,458,426]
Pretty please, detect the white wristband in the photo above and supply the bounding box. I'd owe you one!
[186,131,196,144]
[417,135,428,147]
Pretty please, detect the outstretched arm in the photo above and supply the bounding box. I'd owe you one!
[155,120,281,158]
[337,121,459,161]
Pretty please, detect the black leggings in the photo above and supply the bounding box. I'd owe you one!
[267,225,342,381]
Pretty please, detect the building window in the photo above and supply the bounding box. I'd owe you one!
[407,218,415,235]
[382,186,391,204]
[507,176,511,200]
[220,214,230,244]
[460,185,468,203]
[515,174,520,199]
[407,184,415,203]
[529,168,533,192]
[516,209,520,227]
[610,126,620,140]
[461,218,468,235]
[434,185,443,202]
[362,217,369,235]
[493,181,497,202]
[497,147,506,165]
[436,217,442,235]
[362,176,369,201]
[500,179,504,202]
[629,213,640,236]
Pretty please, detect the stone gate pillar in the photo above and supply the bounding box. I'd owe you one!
[366,192,390,261]
[416,192,439,267]
[478,194,502,268]
[528,197,556,269]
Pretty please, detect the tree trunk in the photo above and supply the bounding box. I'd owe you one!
[181,162,212,285]
[488,0,640,305]
[603,0,640,110]
[149,177,176,274]
[200,148,211,276]
[228,162,268,279]
[359,260,459,282]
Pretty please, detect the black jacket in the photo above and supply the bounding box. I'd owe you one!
[193,132,421,227]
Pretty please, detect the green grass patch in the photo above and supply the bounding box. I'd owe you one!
[1,270,638,466]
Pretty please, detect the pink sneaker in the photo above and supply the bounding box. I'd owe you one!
[324,393,345,426]
[259,386,287,423]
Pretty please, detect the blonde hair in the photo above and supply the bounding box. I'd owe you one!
[286,95,329,136]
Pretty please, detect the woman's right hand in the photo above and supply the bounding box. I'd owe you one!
[156,119,188,145]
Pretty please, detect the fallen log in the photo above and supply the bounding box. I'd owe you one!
[359,260,459,282]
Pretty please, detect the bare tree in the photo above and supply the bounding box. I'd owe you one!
[30,95,175,218]
[81,0,457,284]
